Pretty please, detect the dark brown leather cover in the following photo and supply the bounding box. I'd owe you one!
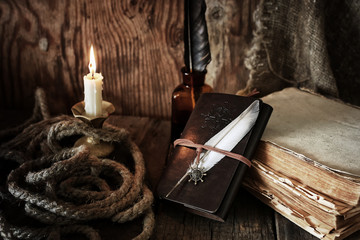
[157,93,272,221]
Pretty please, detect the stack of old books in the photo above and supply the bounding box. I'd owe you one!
[243,88,360,240]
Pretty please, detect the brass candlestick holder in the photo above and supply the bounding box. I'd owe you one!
[71,101,115,157]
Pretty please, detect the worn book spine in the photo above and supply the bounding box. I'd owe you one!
[213,101,273,220]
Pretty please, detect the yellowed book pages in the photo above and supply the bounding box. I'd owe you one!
[243,181,332,238]
[247,160,360,229]
[243,181,360,240]
[258,88,360,205]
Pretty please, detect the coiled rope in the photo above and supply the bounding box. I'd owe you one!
[0,89,155,240]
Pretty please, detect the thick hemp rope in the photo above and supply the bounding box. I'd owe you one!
[0,89,155,240]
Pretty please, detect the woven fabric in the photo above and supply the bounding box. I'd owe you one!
[241,0,360,106]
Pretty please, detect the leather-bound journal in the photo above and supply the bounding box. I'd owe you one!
[157,93,272,221]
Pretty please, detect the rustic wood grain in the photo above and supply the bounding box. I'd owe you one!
[0,0,183,118]
[0,0,259,119]
[275,213,319,240]
[107,115,171,190]
[154,188,276,240]
[206,0,260,93]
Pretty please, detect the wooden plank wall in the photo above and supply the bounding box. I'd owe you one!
[0,0,259,118]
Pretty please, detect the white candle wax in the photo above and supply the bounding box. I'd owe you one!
[84,45,103,117]
[84,72,103,117]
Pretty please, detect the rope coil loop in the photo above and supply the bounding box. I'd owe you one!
[0,89,155,239]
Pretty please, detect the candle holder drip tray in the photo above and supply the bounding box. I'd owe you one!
[71,101,115,157]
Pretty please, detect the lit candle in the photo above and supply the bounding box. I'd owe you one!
[84,45,103,117]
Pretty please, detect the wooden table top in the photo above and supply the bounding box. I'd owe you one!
[1,112,359,240]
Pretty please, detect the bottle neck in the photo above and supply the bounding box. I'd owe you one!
[181,67,206,87]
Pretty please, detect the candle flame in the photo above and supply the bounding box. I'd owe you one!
[89,45,96,75]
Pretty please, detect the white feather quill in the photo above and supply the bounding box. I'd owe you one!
[166,100,260,197]
[193,100,260,171]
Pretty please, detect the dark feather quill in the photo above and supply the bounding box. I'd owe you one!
[184,0,211,73]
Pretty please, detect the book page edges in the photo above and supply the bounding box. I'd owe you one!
[250,160,352,215]
[262,140,360,182]
[244,182,360,240]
